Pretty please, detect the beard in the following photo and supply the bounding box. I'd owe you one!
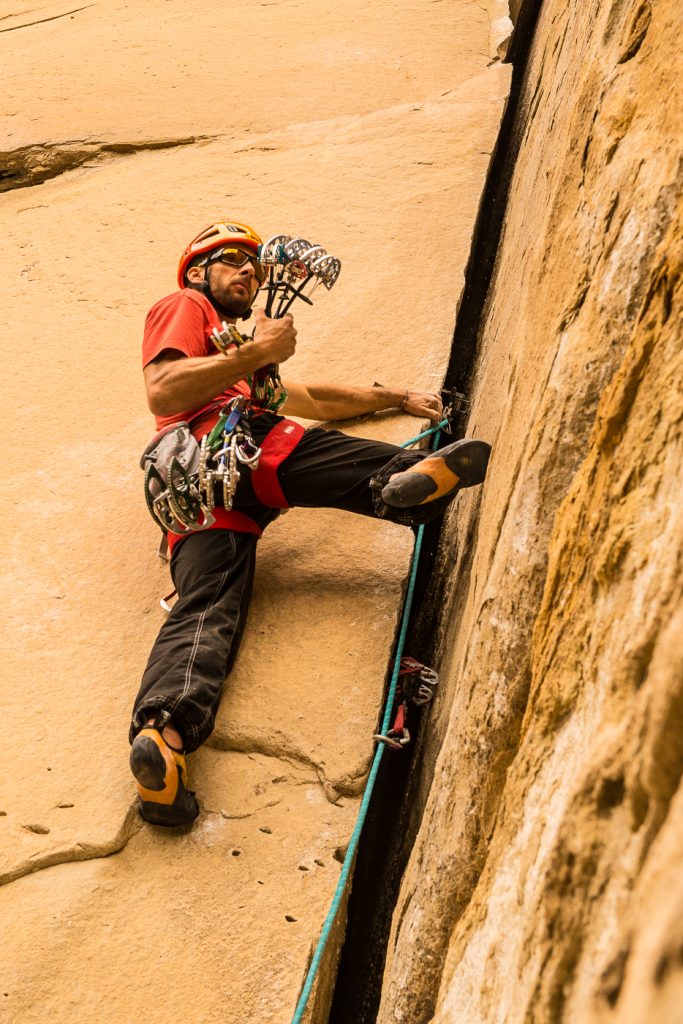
[217,294,252,317]
[212,278,255,319]
[206,278,254,317]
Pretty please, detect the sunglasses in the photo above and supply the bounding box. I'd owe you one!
[208,246,267,284]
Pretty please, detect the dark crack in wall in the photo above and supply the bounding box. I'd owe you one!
[328,5,544,1021]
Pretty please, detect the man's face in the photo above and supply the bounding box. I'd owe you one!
[198,245,262,317]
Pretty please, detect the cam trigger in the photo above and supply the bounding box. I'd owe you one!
[399,657,439,705]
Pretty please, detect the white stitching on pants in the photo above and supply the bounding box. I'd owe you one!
[194,547,251,738]
[168,533,237,741]
[173,568,229,748]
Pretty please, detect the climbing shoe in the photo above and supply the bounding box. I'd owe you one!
[130,722,199,827]
[381,439,491,508]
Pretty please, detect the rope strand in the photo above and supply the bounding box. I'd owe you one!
[289,421,443,1024]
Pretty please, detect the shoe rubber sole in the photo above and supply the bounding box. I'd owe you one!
[381,439,491,508]
[130,727,199,827]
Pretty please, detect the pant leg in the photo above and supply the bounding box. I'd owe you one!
[276,427,453,525]
[130,528,257,753]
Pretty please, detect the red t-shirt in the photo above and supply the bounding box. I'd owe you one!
[142,288,254,438]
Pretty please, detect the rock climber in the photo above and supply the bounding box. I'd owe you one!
[129,218,491,827]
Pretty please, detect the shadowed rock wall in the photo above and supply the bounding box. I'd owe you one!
[378,0,682,1021]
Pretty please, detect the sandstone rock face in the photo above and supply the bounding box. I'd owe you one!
[378,0,682,1021]
[0,3,509,1022]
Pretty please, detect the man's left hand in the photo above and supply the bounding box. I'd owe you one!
[402,390,444,422]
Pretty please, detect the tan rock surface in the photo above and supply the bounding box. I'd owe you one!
[0,2,509,1020]
[0,749,359,1024]
[378,0,682,1021]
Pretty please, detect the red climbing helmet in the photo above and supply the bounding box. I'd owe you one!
[177,219,263,288]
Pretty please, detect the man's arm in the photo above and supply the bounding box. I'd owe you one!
[144,310,297,417]
[280,381,444,422]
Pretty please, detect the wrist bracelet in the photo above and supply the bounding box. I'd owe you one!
[374,382,409,411]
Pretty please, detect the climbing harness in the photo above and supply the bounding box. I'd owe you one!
[141,398,261,535]
[373,656,439,750]
[289,418,447,1024]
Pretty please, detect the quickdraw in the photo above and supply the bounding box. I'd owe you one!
[210,234,342,413]
[197,396,262,517]
[374,700,411,749]
[373,656,439,750]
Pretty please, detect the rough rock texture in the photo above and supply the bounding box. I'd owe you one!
[0,2,509,1022]
[378,0,682,1021]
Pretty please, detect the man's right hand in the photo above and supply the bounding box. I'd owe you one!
[144,309,297,418]
[252,308,297,366]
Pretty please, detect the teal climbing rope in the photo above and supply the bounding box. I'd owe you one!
[289,419,445,1024]
[399,415,449,449]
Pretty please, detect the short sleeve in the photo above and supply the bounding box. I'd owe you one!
[142,291,211,368]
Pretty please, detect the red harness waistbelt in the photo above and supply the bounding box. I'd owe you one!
[251,418,305,508]
[166,509,262,556]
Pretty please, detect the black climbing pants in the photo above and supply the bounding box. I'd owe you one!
[130,426,441,752]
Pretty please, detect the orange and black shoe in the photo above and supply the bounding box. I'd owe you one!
[381,439,491,509]
[129,720,199,827]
